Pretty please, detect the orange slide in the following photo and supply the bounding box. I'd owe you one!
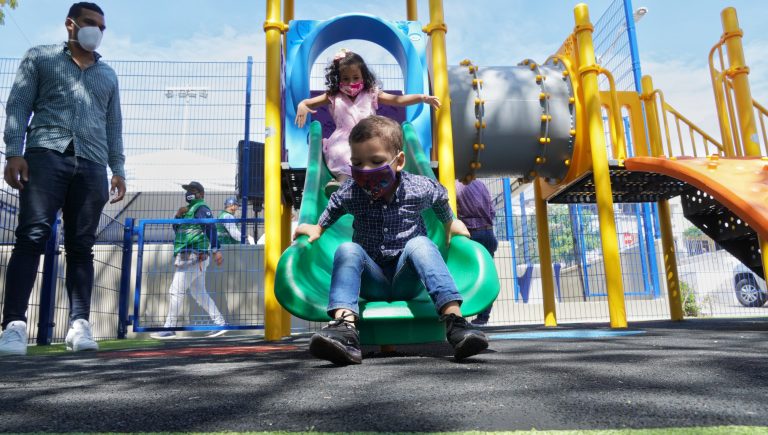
[624,156,768,240]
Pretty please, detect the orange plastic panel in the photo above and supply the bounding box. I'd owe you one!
[624,156,768,239]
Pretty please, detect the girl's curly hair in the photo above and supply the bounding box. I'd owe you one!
[324,51,378,96]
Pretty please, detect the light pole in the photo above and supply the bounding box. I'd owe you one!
[164,87,209,150]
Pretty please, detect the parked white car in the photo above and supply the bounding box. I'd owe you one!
[733,263,768,307]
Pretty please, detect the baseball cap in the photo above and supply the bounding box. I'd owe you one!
[224,196,239,207]
[182,181,204,192]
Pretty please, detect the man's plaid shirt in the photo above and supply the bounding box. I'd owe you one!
[318,171,454,262]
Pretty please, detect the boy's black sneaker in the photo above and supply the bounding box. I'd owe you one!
[309,316,362,365]
[441,313,489,360]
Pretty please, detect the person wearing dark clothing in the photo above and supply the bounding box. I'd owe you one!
[456,179,498,326]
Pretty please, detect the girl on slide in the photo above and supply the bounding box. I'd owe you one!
[294,48,441,196]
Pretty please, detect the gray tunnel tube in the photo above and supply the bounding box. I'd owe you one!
[449,58,576,183]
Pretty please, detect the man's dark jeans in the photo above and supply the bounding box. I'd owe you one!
[2,147,108,329]
[470,228,498,322]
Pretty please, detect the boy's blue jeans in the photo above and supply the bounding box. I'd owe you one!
[328,236,463,317]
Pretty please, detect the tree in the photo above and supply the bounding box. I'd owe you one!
[0,0,19,26]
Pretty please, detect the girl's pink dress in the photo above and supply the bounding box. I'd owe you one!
[323,88,378,177]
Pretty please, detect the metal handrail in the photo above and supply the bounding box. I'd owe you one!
[645,88,723,158]
[662,102,725,157]
[597,67,627,162]
[708,40,737,156]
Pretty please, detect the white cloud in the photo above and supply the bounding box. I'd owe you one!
[102,26,265,61]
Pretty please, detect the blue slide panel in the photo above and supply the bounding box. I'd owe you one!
[284,14,432,169]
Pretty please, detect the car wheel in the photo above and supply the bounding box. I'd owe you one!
[735,277,767,307]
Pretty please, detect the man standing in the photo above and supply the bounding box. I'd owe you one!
[0,2,126,355]
[151,182,227,339]
[456,179,498,327]
[217,196,247,245]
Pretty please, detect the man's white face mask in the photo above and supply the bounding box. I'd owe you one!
[68,18,103,52]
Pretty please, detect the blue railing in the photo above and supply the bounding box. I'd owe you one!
[131,217,265,333]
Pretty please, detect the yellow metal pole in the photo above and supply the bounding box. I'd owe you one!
[708,46,735,157]
[762,238,768,298]
[721,7,760,157]
[407,0,418,20]
[641,75,683,321]
[657,200,683,320]
[284,0,294,23]
[641,77,662,154]
[264,0,288,341]
[534,179,557,327]
[280,203,293,335]
[426,0,457,212]
[574,3,626,328]
[280,0,295,339]
[599,69,627,161]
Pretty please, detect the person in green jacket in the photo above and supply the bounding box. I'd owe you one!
[151,181,226,339]
[217,196,243,245]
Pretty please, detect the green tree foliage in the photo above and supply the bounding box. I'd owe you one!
[683,225,704,238]
[515,204,600,267]
[0,0,19,25]
[681,281,700,317]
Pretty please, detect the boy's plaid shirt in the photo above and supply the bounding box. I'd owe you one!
[318,172,454,262]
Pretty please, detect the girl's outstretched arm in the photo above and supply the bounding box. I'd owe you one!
[295,93,331,127]
[378,91,441,110]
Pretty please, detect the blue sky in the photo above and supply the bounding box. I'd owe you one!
[1,0,767,134]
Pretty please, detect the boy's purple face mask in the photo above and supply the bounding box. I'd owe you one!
[350,157,399,200]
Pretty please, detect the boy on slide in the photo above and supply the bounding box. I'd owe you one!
[294,115,489,365]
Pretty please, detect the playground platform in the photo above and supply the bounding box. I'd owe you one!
[1,318,767,433]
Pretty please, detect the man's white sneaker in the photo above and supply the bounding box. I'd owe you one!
[0,321,28,356]
[150,331,176,339]
[65,319,99,352]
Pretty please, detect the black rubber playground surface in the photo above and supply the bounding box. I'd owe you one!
[1,318,767,433]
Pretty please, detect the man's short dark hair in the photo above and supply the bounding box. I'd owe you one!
[68,2,104,19]
[349,115,403,155]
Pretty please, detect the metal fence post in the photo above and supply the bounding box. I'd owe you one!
[118,218,135,339]
[519,192,530,263]
[625,0,663,295]
[36,216,61,345]
[502,178,521,302]
[241,56,254,243]
[576,205,591,299]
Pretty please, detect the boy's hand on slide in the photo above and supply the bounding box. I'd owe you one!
[294,223,323,242]
[294,102,317,128]
[447,219,470,244]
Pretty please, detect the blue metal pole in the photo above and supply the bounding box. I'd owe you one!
[132,222,146,331]
[240,56,254,243]
[623,0,643,94]
[503,178,521,302]
[643,203,661,297]
[634,204,652,295]
[576,205,591,299]
[625,0,662,296]
[36,215,61,345]
[651,202,661,238]
[624,116,654,297]
[519,191,530,263]
[118,218,134,339]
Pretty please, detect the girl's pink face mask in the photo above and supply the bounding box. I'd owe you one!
[340,81,364,97]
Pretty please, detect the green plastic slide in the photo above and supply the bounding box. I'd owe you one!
[275,121,500,345]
